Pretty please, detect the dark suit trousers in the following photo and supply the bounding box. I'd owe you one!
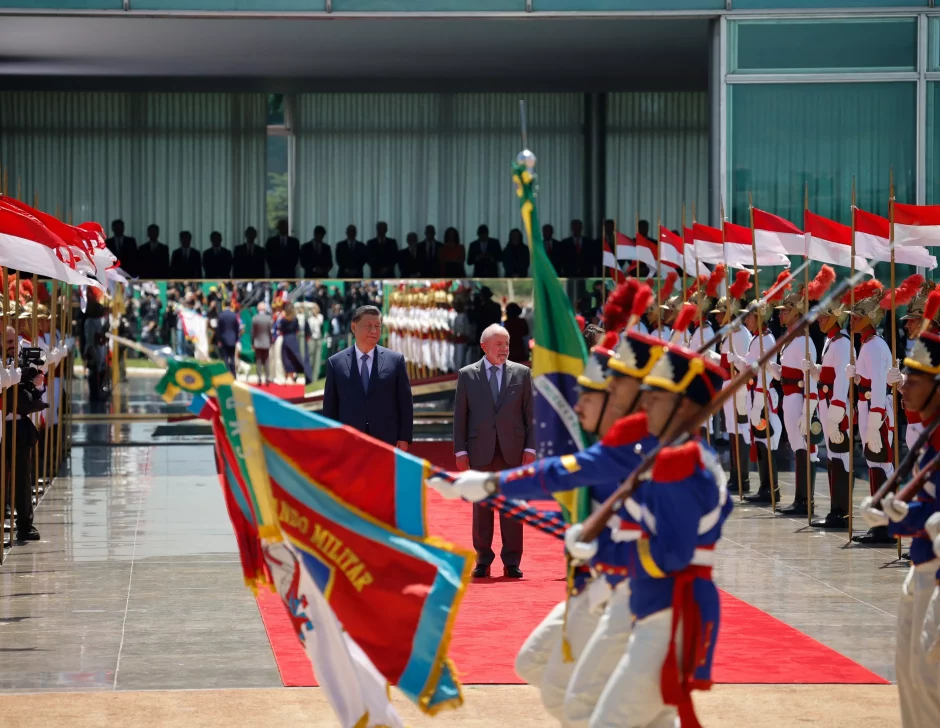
[471,441,523,568]
[219,346,237,376]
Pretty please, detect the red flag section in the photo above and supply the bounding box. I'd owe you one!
[893,202,940,247]
[752,208,804,256]
[724,220,790,268]
[804,210,873,274]
[855,207,937,268]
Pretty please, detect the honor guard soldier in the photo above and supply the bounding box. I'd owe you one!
[845,280,896,545]
[860,331,940,727]
[892,278,937,451]
[730,272,789,505]
[429,281,664,725]
[714,270,754,494]
[646,271,677,341]
[769,267,835,516]
[687,265,725,354]
[584,341,733,728]
[803,282,853,528]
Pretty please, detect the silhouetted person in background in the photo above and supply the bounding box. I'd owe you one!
[300,225,333,279]
[106,219,138,277]
[137,224,170,279]
[367,221,399,278]
[419,225,443,278]
[203,231,232,279]
[233,226,265,279]
[468,224,502,278]
[265,219,300,279]
[502,228,530,278]
[170,230,202,279]
[398,232,423,277]
[336,225,367,278]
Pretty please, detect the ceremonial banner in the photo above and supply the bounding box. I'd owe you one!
[177,307,210,360]
[656,227,685,269]
[603,238,626,283]
[804,210,874,274]
[513,152,590,525]
[893,202,940,247]
[691,223,726,265]
[752,208,805,256]
[723,220,791,268]
[855,208,937,267]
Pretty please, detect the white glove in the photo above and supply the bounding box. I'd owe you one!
[920,586,940,664]
[859,496,889,528]
[447,470,493,503]
[425,476,462,500]
[801,358,822,379]
[927,512,940,543]
[728,353,748,370]
[845,363,857,382]
[866,413,884,455]
[766,362,782,380]
[0,367,9,391]
[565,522,598,562]
[749,396,764,427]
[799,398,818,438]
[880,493,909,523]
[735,390,749,418]
[587,576,612,616]
[827,404,846,445]
[887,362,905,386]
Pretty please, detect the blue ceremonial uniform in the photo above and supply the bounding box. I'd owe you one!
[887,428,940,572]
[498,413,657,588]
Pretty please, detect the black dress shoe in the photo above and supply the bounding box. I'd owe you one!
[743,490,772,504]
[472,565,491,578]
[811,512,849,529]
[503,566,523,579]
[778,501,811,516]
[15,527,40,542]
[852,527,897,546]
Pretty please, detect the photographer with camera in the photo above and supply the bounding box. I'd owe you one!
[5,325,48,542]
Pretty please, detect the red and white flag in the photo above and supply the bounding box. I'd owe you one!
[724,220,791,268]
[0,200,100,286]
[893,203,940,247]
[657,226,685,269]
[855,208,937,268]
[603,237,625,283]
[691,223,725,266]
[804,210,873,275]
[752,208,805,256]
[617,231,672,276]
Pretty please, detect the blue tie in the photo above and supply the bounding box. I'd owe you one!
[361,354,370,393]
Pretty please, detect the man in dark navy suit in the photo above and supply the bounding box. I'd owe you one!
[203,231,233,279]
[233,226,266,279]
[170,231,202,280]
[322,305,413,449]
[214,301,243,375]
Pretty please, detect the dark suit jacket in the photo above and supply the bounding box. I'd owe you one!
[105,235,138,276]
[543,238,566,276]
[418,241,443,278]
[170,247,202,280]
[556,238,582,277]
[502,243,530,278]
[265,235,300,279]
[397,246,423,278]
[453,359,534,468]
[299,240,333,278]
[215,309,241,348]
[233,243,266,279]
[322,345,413,446]
[203,247,233,279]
[467,238,503,278]
[336,240,367,278]
[366,237,399,277]
[137,242,170,279]
[562,236,600,277]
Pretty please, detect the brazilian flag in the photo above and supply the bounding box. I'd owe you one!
[512,151,591,526]
[155,358,233,403]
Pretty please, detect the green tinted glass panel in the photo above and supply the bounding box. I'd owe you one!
[930,18,940,72]
[928,83,940,205]
[533,0,721,9]
[734,0,924,7]
[731,19,917,74]
[0,0,120,6]
[729,82,916,281]
[331,0,524,9]
[129,1,324,8]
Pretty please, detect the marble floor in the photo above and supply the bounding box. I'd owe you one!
[0,375,910,693]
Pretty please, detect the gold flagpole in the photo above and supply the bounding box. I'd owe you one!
[10,271,19,536]
[44,281,56,490]
[681,204,688,307]
[848,179,858,542]
[54,283,64,473]
[889,171,902,559]
[804,183,814,526]
[721,198,745,501]
[750,192,777,512]
[31,275,40,504]
[65,286,73,457]
[601,222,608,310]
[691,209,710,446]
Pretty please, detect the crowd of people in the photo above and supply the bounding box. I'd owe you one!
[104,218,605,281]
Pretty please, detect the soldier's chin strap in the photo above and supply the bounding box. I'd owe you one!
[590,390,612,436]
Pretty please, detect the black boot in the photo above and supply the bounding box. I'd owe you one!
[812,459,850,529]
[779,449,811,516]
[852,468,897,545]
[728,433,751,495]
[745,442,780,504]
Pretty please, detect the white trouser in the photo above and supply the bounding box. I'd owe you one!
[591,609,679,728]
[817,399,849,470]
[540,589,603,723]
[565,581,634,728]
[515,600,565,687]
[750,388,781,451]
[907,421,925,453]
[896,561,940,728]
[782,393,817,461]
[921,585,940,664]
[721,386,750,445]
[857,401,895,478]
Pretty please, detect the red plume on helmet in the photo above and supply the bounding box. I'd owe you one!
[598,330,620,353]
[686,274,707,300]
[602,278,639,333]
[658,271,678,303]
[672,302,698,334]
[766,270,792,302]
[705,264,726,298]
[880,273,925,310]
[924,290,940,324]
[631,284,654,321]
[729,270,752,300]
[807,265,836,301]
[841,279,884,305]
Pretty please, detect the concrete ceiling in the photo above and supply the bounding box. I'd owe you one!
[0,15,711,91]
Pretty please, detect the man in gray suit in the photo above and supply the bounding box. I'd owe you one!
[454,323,535,579]
[251,302,273,385]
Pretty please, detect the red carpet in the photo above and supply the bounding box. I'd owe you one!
[256,442,888,687]
[251,382,305,399]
